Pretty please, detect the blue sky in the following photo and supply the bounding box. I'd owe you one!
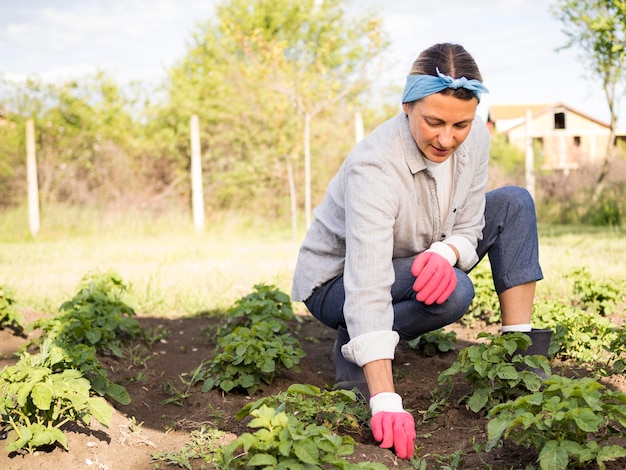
[0,0,619,124]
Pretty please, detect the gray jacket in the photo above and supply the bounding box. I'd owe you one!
[292,112,490,366]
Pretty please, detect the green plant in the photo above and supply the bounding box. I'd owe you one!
[0,341,111,453]
[197,321,306,394]
[605,326,626,375]
[407,328,457,357]
[566,267,624,316]
[437,332,551,413]
[151,427,226,469]
[30,270,142,357]
[41,339,130,405]
[0,284,24,335]
[487,375,626,470]
[219,405,387,469]
[236,384,368,435]
[193,284,306,394]
[531,300,619,365]
[218,283,299,336]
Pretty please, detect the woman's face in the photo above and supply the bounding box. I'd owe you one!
[402,93,478,163]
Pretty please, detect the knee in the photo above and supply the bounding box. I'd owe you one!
[492,186,535,210]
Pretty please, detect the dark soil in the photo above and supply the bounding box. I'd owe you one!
[1,310,625,470]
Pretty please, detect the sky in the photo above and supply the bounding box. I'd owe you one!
[0,0,620,125]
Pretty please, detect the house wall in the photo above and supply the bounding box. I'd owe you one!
[501,108,611,170]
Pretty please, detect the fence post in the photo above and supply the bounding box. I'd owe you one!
[26,118,40,236]
[190,114,205,234]
[525,109,535,200]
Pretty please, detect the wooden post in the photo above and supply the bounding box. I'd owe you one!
[524,109,535,200]
[190,115,205,234]
[26,119,40,236]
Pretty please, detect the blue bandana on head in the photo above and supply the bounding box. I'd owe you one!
[401,67,489,104]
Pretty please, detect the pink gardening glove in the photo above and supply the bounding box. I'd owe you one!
[369,392,416,459]
[411,251,457,305]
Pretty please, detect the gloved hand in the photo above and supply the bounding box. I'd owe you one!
[411,245,457,305]
[369,392,416,459]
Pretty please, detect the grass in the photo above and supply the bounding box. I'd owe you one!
[1,205,625,318]
[0,206,301,317]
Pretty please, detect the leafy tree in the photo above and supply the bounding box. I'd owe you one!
[551,0,626,199]
[166,0,388,230]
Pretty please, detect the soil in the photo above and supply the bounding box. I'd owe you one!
[1,310,625,470]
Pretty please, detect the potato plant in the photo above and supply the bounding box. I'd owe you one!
[193,284,306,394]
[0,341,111,453]
[29,270,142,357]
[487,375,626,470]
[437,332,551,413]
[219,405,386,469]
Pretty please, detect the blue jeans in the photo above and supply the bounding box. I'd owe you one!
[304,186,543,341]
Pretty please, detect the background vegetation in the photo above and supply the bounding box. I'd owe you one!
[1,0,624,233]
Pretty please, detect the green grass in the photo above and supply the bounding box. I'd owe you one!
[0,206,624,319]
[0,206,300,317]
[537,224,626,301]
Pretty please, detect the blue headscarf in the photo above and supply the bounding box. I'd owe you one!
[402,67,489,104]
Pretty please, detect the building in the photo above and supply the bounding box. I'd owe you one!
[488,103,620,172]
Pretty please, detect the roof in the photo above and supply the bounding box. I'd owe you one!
[488,102,610,133]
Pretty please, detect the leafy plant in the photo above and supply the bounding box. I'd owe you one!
[531,300,618,365]
[151,427,226,469]
[0,284,24,335]
[41,339,130,405]
[219,405,387,469]
[0,341,111,453]
[30,271,142,357]
[566,266,624,316]
[197,321,306,394]
[192,284,306,394]
[486,375,626,470]
[218,283,299,336]
[437,332,551,413]
[407,328,457,357]
[236,384,368,435]
[605,327,626,375]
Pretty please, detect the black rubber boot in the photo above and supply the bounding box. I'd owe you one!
[334,326,370,400]
[512,328,553,379]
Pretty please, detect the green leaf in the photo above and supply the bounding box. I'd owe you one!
[292,440,319,464]
[538,440,569,470]
[32,382,53,411]
[486,414,511,451]
[468,387,489,413]
[572,408,603,432]
[105,382,131,405]
[88,396,112,426]
[248,453,277,466]
[597,445,626,464]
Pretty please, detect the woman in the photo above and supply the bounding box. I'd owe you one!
[291,43,546,460]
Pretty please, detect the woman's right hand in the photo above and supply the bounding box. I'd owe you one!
[369,392,416,459]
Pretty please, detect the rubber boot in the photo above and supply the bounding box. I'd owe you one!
[334,326,370,400]
[511,328,553,379]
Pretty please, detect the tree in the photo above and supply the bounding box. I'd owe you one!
[551,0,626,198]
[215,0,389,230]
